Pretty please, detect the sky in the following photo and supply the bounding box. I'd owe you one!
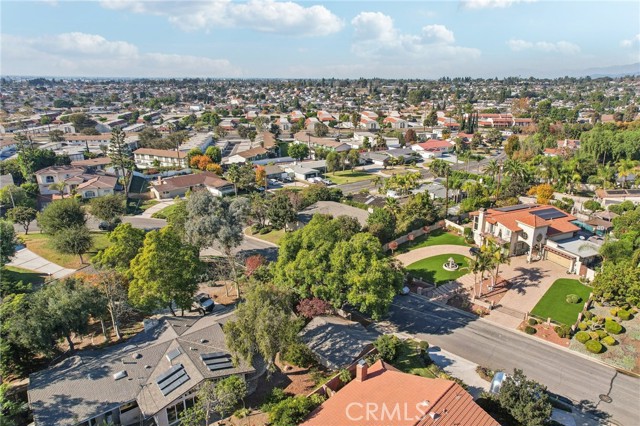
[1,0,639,79]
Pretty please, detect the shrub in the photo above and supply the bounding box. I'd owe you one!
[583,311,594,320]
[585,340,603,354]
[281,343,317,368]
[602,336,617,346]
[577,322,588,331]
[234,408,251,419]
[596,330,608,339]
[566,294,581,304]
[418,341,429,352]
[554,324,571,338]
[575,331,591,343]
[609,307,620,316]
[527,318,538,326]
[524,326,536,334]
[588,331,600,341]
[259,226,272,234]
[373,335,401,362]
[604,320,623,335]
[617,309,632,321]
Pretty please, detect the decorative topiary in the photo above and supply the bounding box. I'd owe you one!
[527,318,538,326]
[588,331,600,341]
[585,340,603,354]
[604,320,623,335]
[583,311,594,320]
[575,331,591,343]
[596,329,608,339]
[617,309,632,321]
[554,324,571,338]
[578,322,588,331]
[602,336,617,346]
[609,307,620,316]
[566,294,581,304]
[524,326,536,334]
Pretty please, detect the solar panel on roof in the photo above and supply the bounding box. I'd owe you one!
[495,204,530,212]
[156,364,190,396]
[201,352,227,361]
[532,208,566,220]
[626,189,640,195]
[208,362,234,371]
[201,352,233,372]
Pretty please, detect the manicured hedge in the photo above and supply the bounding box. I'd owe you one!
[524,326,536,334]
[602,336,617,346]
[604,320,623,335]
[566,294,581,304]
[575,331,591,343]
[585,340,603,354]
[617,309,632,321]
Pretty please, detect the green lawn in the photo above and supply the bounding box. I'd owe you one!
[20,232,111,269]
[127,198,158,215]
[151,202,182,219]
[397,229,470,254]
[246,228,286,246]
[3,266,47,287]
[406,253,470,285]
[531,279,592,325]
[326,170,373,185]
[393,340,437,378]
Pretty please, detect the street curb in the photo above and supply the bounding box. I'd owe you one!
[406,292,640,378]
[242,229,279,247]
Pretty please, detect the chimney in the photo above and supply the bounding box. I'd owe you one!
[356,359,367,382]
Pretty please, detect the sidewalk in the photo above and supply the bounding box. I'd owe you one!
[427,346,489,398]
[8,247,76,279]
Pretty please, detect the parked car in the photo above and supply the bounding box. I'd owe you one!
[489,371,507,394]
[193,293,215,314]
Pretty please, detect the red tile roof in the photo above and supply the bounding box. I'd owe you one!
[301,360,498,426]
[479,204,579,235]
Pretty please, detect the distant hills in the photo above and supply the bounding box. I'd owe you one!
[579,62,640,78]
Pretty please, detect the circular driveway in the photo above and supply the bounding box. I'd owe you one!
[395,244,474,267]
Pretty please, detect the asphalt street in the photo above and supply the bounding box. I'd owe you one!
[387,294,640,426]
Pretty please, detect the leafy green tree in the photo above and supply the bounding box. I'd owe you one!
[205,146,222,163]
[165,199,188,236]
[7,206,37,234]
[267,192,297,230]
[225,164,242,196]
[267,395,323,426]
[107,128,134,198]
[129,227,202,315]
[0,220,18,266]
[89,194,125,226]
[0,185,36,209]
[583,200,602,212]
[37,197,86,234]
[373,334,401,361]
[93,223,145,271]
[367,207,396,243]
[592,260,640,306]
[52,225,93,264]
[213,375,248,418]
[497,369,553,426]
[16,137,58,181]
[347,149,360,171]
[289,143,309,162]
[0,382,28,426]
[87,270,131,340]
[224,283,302,371]
[314,122,329,137]
[424,110,438,127]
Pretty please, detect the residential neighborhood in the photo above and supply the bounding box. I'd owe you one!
[1,1,640,426]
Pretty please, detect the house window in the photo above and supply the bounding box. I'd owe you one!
[85,191,96,198]
[45,176,54,183]
[167,397,195,426]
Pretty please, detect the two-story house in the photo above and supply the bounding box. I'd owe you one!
[133,148,189,169]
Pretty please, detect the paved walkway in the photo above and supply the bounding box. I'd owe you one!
[7,247,76,279]
[139,200,175,219]
[395,244,473,266]
[427,346,490,399]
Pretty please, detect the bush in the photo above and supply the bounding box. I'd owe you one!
[575,331,591,343]
[577,322,588,331]
[281,343,317,368]
[527,318,538,326]
[583,311,594,320]
[566,294,581,304]
[373,335,401,362]
[585,340,603,354]
[251,224,263,233]
[588,331,600,341]
[617,309,632,321]
[595,329,608,339]
[604,320,623,335]
[524,326,536,334]
[602,336,617,346]
[259,226,273,234]
[554,324,571,338]
[609,307,620,316]
[233,408,251,419]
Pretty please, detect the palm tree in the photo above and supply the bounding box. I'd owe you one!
[488,241,510,290]
[485,159,501,180]
[617,159,639,189]
[384,197,400,216]
[225,164,241,196]
[49,181,66,199]
[371,176,383,192]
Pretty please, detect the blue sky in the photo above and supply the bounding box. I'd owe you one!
[1,0,639,78]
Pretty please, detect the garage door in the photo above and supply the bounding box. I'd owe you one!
[545,250,573,269]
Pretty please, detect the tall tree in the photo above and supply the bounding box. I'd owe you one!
[224,164,242,196]
[93,223,145,271]
[129,227,202,315]
[107,128,134,199]
[267,192,297,230]
[7,206,37,235]
[86,270,131,340]
[0,220,18,266]
[52,226,93,264]
[90,194,125,227]
[288,143,309,162]
[497,369,553,426]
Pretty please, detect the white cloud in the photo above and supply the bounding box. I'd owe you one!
[621,34,640,47]
[350,12,480,61]
[101,0,343,36]
[462,0,536,9]
[507,39,580,54]
[1,32,241,77]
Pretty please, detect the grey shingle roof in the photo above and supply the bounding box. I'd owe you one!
[28,315,254,426]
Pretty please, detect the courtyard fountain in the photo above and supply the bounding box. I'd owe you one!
[442,257,459,272]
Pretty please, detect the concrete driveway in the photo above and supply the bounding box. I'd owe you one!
[395,244,474,266]
[7,247,76,279]
[139,200,175,219]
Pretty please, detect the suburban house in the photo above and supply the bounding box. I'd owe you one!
[289,110,305,122]
[133,148,188,169]
[275,117,291,131]
[283,164,320,181]
[150,172,234,199]
[595,188,640,207]
[71,157,114,173]
[299,316,377,370]
[317,110,335,122]
[543,139,580,157]
[383,116,407,129]
[34,165,119,198]
[411,139,453,159]
[297,201,370,228]
[263,164,288,181]
[28,316,257,426]
[293,132,351,155]
[305,117,321,131]
[359,116,379,131]
[470,204,602,274]
[226,147,269,164]
[301,359,499,426]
